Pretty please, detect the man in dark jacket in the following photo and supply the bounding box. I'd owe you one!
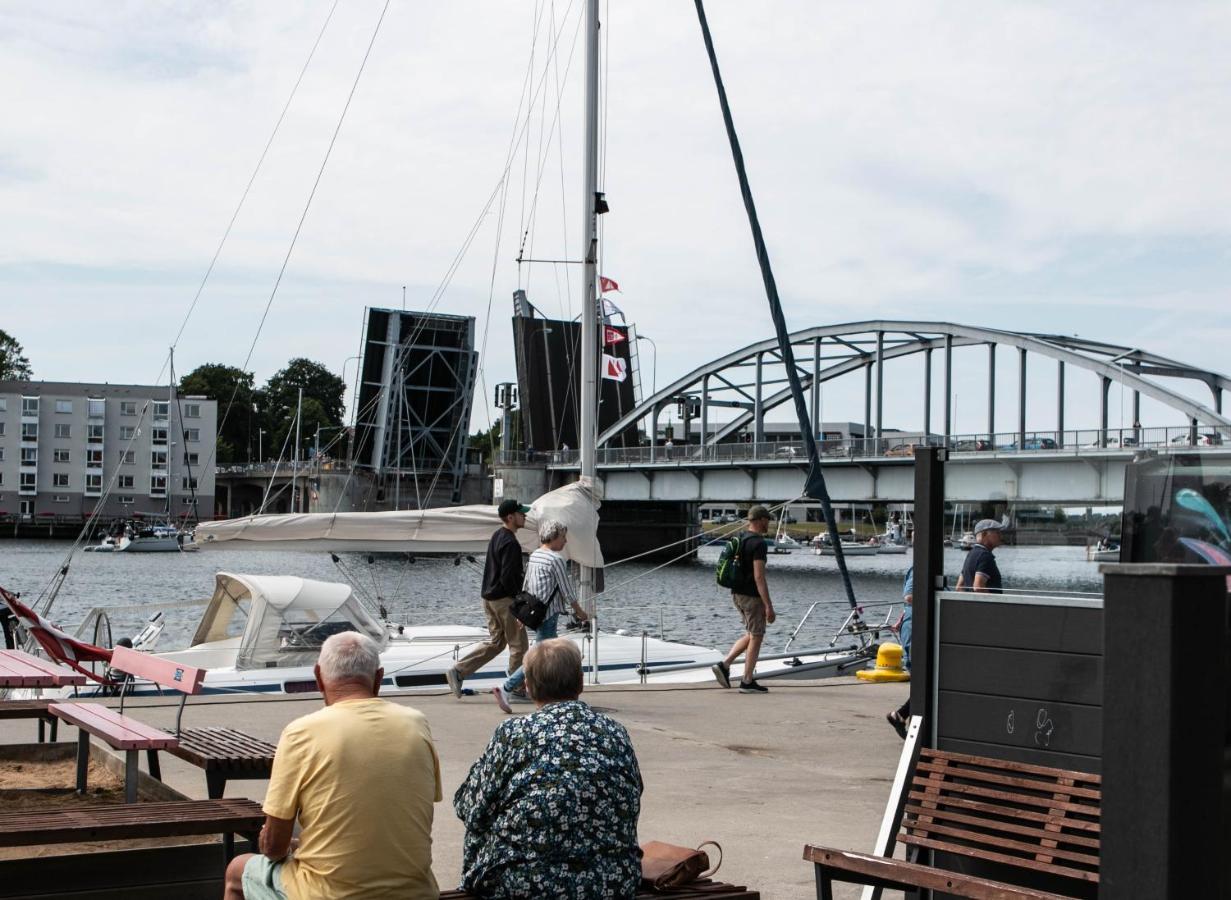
[446,499,531,699]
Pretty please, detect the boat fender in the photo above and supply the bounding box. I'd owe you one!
[855,642,911,683]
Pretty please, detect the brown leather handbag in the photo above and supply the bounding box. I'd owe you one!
[639,840,722,892]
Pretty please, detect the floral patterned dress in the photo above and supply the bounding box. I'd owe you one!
[454,700,643,899]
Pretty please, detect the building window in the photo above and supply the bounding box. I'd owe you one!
[55,399,73,414]
[53,448,70,463]
[119,426,136,440]
[120,401,138,416]
[86,448,103,466]
[20,447,37,465]
[184,403,201,418]
[118,495,135,505]
[0,472,4,485]
[21,397,38,416]
[0,422,5,436]
[121,449,135,465]
[150,474,167,496]
[21,422,38,441]
[182,476,198,491]
[53,494,69,503]
[19,499,33,516]
[54,423,71,439]
[118,475,134,489]
[183,451,199,466]
[19,472,36,492]
[151,449,168,470]
[185,428,201,442]
[85,473,102,495]
[0,448,5,462]
[153,401,169,420]
[151,427,168,445]
[0,398,6,411]
[52,473,69,488]
[87,398,105,418]
[87,424,104,442]
[182,497,195,505]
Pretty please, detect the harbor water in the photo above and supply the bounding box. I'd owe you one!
[1,541,1103,653]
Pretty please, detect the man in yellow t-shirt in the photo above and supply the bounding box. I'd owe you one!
[223,631,442,900]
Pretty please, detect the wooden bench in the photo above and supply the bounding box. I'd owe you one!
[0,699,58,743]
[51,647,276,802]
[0,797,264,862]
[804,744,1100,899]
[0,648,86,742]
[442,880,760,899]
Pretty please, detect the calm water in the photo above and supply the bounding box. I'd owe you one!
[0,541,1102,652]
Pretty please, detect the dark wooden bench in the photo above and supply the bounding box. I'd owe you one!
[804,747,1100,899]
[443,880,760,899]
[0,797,264,862]
[51,647,275,801]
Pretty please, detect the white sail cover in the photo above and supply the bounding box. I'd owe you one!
[194,479,604,566]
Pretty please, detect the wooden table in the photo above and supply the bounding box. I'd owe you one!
[0,649,87,741]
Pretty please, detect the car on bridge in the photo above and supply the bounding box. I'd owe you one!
[1170,432,1224,446]
[885,442,922,457]
[1001,437,1059,451]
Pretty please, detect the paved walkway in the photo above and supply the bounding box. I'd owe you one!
[2,678,911,899]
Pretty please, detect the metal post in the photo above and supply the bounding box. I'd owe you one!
[700,374,709,455]
[909,448,946,740]
[811,338,821,441]
[1132,389,1141,427]
[1099,376,1111,445]
[1057,361,1065,448]
[923,347,932,441]
[863,360,872,453]
[753,351,765,444]
[1017,347,1027,448]
[1100,564,1228,898]
[580,0,600,682]
[293,386,303,512]
[943,334,952,445]
[650,403,659,463]
[875,331,884,452]
[986,343,996,441]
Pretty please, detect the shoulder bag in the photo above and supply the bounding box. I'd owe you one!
[639,840,722,892]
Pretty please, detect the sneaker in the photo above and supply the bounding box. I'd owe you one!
[738,679,769,694]
[509,689,533,704]
[885,710,908,739]
[445,667,463,700]
[711,661,731,689]
[492,685,512,714]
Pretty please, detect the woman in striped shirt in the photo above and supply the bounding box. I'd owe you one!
[493,519,589,712]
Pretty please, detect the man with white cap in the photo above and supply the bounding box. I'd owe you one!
[957,519,1004,593]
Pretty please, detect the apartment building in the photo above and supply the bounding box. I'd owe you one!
[0,381,216,522]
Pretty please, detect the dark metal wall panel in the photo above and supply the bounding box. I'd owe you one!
[940,601,1103,654]
[938,645,1103,706]
[936,690,1103,760]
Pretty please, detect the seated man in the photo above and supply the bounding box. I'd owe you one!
[224,631,442,900]
[455,638,643,899]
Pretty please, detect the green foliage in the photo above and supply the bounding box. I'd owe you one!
[178,363,255,464]
[259,358,347,461]
[0,329,32,380]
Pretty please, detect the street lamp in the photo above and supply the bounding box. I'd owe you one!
[340,355,362,426]
[636,335,657,395]
[258,428,266,464]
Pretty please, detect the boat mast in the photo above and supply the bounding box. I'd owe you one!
[579,0,600,668]
[293,386,303,513]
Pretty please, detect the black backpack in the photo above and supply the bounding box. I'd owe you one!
[715,533,747,589]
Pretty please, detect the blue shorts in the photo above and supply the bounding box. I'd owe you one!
[242,854,288,900]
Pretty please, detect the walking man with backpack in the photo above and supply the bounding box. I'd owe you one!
[712,505,776,693]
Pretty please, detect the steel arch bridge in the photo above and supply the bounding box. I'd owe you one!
[599,320,1231,452]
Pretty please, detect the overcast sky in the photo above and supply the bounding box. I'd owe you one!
[2,1,1229,440]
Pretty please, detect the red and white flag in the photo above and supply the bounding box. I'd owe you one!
[599,275,620,294]
[602,354,628,382]
[603,326,627,347]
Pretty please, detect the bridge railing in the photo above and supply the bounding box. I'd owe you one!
[540,423,1229,467]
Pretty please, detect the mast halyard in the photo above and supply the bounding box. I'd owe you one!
[579,0,601,672]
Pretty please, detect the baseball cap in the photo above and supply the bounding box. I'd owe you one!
[747,505,771,522]
[974,518,1004,535]
[497,499,531,518]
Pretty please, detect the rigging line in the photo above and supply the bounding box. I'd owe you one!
[693,0,858,611]
[517,0,547,281]
[258,410,298,514]
[169,0,341,352]
[197,0,393,489]
[522,0,564,298]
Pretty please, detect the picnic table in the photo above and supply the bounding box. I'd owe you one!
[0,649,86,742]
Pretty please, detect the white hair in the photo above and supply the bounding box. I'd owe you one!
[318,631,380,684]
[538,518,568,544]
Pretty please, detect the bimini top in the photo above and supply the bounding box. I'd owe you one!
[193,479,604,567]
[191,571,386,670]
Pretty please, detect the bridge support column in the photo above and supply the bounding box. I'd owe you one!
[754,352,765,445]
[1100,376,1111,445]
[943,334,953,446]
[863,360,872,452]
[700,375,709,457]
[1018,347,1027,448]
[650,403,659,462]
[1057,360,1065,448]
[875,331,884,452]
[810,338,821,440]
[987,343,996,439]
[923,347,932,440]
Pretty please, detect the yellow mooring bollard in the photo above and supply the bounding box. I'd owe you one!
[855,642,911,682]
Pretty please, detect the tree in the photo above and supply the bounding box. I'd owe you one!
[179,364,255,464]
[260,359,347,463]
[0,330,32,380]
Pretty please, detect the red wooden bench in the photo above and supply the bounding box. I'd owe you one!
[803,747,1100,899]
[50,647,276,802]
[0,648,86,743]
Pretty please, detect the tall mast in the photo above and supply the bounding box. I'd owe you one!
[579,0,600,666]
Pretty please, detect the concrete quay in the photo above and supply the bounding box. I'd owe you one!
[1,678,911,899]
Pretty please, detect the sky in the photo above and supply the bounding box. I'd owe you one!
[2,1,1229,441]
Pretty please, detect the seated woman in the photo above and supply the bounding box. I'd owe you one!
[454,639,643,899]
